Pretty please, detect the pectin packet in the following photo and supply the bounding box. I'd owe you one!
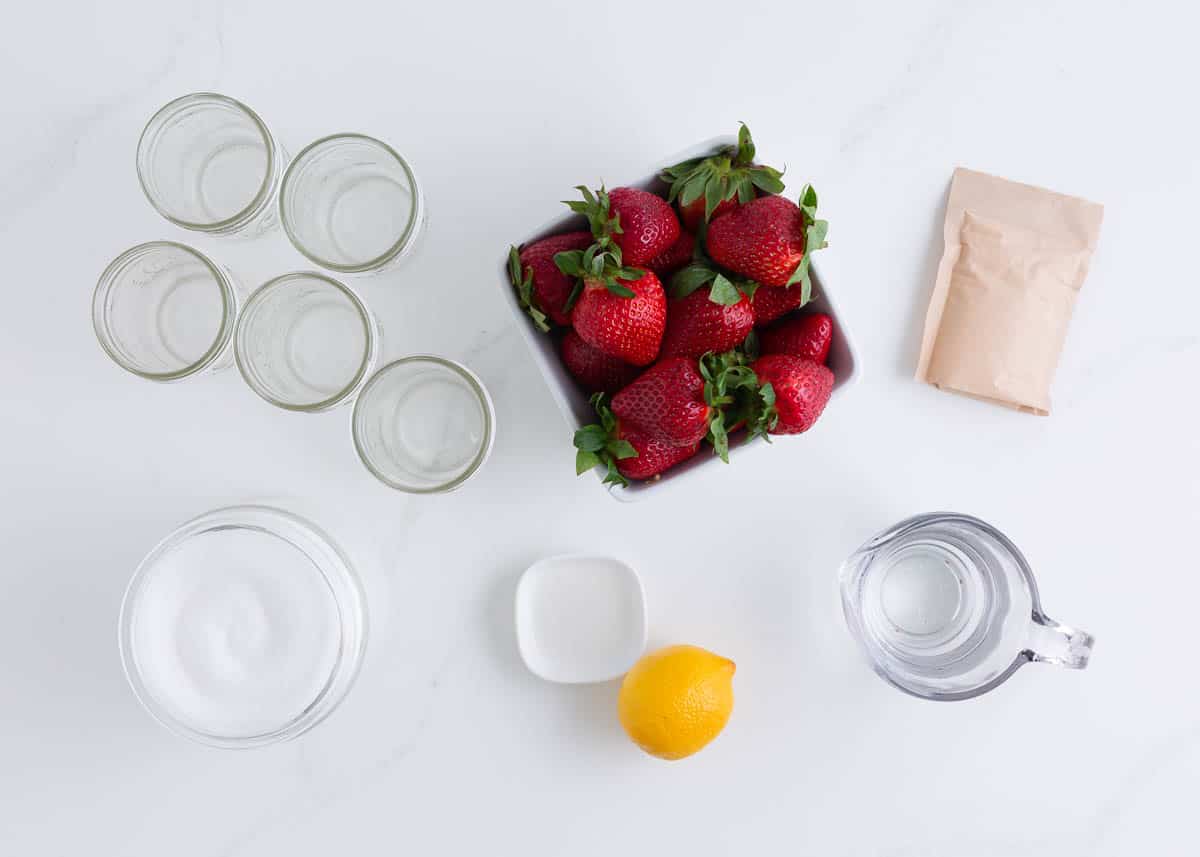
[916,167,1104,415]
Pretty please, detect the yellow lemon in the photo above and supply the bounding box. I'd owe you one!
[617,644,735,760]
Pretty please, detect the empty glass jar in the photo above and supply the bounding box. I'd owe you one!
[136,92,284,236]
[93,241,240,381]
[280,134,424,273]
[352,356,495,492]
[234,272,379,411]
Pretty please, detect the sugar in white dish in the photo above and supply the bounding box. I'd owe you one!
[128,528,341,738]
[515,555,647,683]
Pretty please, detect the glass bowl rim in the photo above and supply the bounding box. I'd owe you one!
[116,504,367,748]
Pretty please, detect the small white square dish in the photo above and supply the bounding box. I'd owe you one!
[500,136,859,501]
[515,555,647,684]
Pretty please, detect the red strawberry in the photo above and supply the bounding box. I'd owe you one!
[660,123,784,231]
[678,196,739,233]
[606,187,680,266]
[750,354,833,435]
[646,230,695,278]
[707,185,828,289]
[571,271,666,366]
[759,313,833,364]
[707,196,801,287]
[660,286,755,359]
[616,429,700,481]
[751,282,810,324]
[508,232,592,329]
[573,396,700,485]
[560,331,640,395]
[612,357,710,447]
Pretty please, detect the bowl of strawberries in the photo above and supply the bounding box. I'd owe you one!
[503,125,858,500]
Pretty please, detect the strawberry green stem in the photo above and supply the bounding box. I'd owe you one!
[507,245,551,333]
[557,186,646,300]
[699,350,762,462]
[573,394,637,486]
[783,183,830,302]
[660,123,786,222]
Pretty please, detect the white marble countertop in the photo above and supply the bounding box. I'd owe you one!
[2,1,1197,854]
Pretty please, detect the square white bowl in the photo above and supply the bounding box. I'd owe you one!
[501,136,859,501]
[515,555,646,684]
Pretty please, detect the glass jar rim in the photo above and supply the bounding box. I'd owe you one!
[352,355,495,493]
[279,133,422,273]
[135,92,279,233]
[234,271,377,412]
[117,505,367,749]
[92,240,237,381]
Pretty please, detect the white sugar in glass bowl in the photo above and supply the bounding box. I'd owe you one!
[118,506,367,748]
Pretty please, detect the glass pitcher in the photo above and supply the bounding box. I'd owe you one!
[839,512,1093,701]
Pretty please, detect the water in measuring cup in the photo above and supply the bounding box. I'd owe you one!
[876,550,967,636]
[844,516,1036,698]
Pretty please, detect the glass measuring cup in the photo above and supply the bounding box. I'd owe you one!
[839,512,1093,701]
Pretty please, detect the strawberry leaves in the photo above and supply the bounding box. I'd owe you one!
[735,173,756,203]
[745,381,779,441]
[670,261,759,306]
[573,394,637,487]
[741,328,761,361]
[557,186,646,303]
[695,347,783,458]
[707,274,743,306]
[704,174,728,221]
[508,245,550,333]
[562,185,617,238]
[679,169,712,209]
[797,182,819,220]
[699,350,762,462]
[670,263,717,298]
[555,245,642,303]
[660,123,785,224]
[748,169,785,195]
[783,183,830,303]
[734,121,756,165]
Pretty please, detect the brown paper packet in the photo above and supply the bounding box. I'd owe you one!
[916,168,1104,415]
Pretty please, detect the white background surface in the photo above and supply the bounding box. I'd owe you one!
[2,1,1198,854]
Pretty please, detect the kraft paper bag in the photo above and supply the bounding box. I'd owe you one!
[916,167,1104,415]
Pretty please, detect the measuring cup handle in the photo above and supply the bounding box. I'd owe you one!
[1026,613,1094,669]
